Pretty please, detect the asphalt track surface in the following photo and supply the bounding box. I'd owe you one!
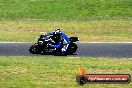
[0,43,132,58]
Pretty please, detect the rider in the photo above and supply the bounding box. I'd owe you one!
[49,28,70,55]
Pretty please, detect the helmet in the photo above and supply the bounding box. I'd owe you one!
[53,28,62,42]
[54,28,61,34]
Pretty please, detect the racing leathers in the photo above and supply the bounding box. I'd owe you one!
[49,32,70,54]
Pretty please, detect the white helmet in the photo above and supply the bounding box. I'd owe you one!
[54,28,61,34]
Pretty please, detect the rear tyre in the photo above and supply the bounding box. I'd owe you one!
[29,45,42,54]
[67,43,78,54]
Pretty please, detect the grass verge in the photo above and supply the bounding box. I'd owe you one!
[0,0,132,20]
[0,19,132,42]
[0,56,132,88]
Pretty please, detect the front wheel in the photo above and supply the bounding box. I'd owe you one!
[67,43,78,54]
[29,44,42,54]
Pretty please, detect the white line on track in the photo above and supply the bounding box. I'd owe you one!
[68,57,79,58]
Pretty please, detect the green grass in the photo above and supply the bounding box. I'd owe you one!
[0,0,132,42]
[0,20,132,42]
[0,56,132,88]
[0,0,132,20]
[0,0,132,88]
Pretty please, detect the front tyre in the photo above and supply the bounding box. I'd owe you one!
[67,43,78,54]
[29,45,42,54]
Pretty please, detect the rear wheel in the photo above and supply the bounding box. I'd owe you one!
[67,43,78,54]
[29,45,42,54]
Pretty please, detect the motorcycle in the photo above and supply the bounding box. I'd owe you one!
[29,32,79,55]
